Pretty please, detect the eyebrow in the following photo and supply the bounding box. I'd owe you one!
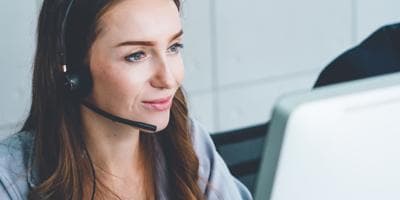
[115,30,184,47]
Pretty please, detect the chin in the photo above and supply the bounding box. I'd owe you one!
[143,112,171,133]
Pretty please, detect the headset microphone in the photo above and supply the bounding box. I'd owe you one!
[61,0,157,132]
[81,101,157,132]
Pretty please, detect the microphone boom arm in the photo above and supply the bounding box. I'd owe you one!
[81,101,157,132]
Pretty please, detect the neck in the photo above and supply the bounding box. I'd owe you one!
[80,104,143,176]
[80,104,156,199]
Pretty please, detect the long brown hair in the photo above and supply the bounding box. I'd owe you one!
[22,0,203,199]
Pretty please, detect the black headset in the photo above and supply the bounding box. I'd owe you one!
[60,0,92,99]
[59,0,157,132]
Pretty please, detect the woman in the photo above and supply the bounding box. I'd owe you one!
[0,0,252,199]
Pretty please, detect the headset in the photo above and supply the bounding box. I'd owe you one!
[60,0,157,132]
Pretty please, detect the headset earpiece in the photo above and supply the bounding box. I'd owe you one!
[65,72,80,91]
[63,65,92,98]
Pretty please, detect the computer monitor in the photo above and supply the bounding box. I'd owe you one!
[255,72,400,200]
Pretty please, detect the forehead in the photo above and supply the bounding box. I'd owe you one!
[98,0,181,43]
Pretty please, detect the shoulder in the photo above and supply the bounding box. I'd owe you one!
[314,23,400,88]
[356,22,400,52]
[189,118,215,184]
[190,119,216,162]
[0,131,33,170]
[189,119,253,200]
[0,131,34,199]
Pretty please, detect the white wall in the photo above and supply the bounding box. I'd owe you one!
[183,0,400,132]
[0,1,38,137]
[1,0,400,137]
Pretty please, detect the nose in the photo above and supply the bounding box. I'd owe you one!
[150,56,178,89]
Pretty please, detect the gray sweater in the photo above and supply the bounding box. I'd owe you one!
[0,120,253,199]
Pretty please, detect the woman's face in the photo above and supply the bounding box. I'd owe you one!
[88,0,183,132]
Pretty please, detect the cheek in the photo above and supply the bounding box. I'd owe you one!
[110,70,148,97]
[92,67,145,102]
[91,71,120,103]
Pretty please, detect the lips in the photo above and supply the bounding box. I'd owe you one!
[142,96,173,111]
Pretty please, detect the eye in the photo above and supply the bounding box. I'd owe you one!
[167,43,184,55]
[125,51,148,63]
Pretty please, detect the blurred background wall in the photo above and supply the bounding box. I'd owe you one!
[1,0,400,137]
